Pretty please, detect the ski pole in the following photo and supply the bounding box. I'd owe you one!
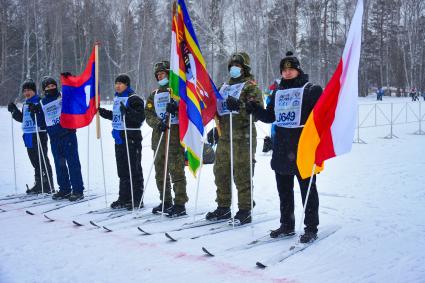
[123,113,135,212]
[161,115,172,218]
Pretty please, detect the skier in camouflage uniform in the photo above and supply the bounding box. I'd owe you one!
[145,61,188,217]
[206,52,263,225]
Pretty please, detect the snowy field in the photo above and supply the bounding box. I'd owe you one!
[1,96,425,283]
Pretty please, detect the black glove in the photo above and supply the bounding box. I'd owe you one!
[157,120,168,132]
[207,127,219,145]
[28,103,41,114]
[120,102,128,116]
[61,72,73,78]
[7,102,18,113]
[166,99,178,115]
[226,96,240,111]
[245,100,259,115]
[98,107,109,119]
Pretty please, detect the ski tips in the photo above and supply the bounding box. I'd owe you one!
[26,210,35,215]
[256,261,267,269]
[89,220,100,228]
[73,220,83,226]
[44,214,54,222]
[202,247,214,257]
[137,227,150,235]
[165,232,177,242]
[103,226,112,232]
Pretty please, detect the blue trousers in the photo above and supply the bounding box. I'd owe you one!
[50,132,84,193]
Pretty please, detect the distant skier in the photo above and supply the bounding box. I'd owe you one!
[246,51,323,243]
[376,87,384,101]
[98,74,145,210]
[28,76,85,201]
[7,79,54,194]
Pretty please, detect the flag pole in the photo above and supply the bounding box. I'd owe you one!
[193,138,205,223]
[298,164,317,233]
[95,43,100,139]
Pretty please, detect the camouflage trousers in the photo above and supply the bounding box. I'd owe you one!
[213,138,256,210]
[154,142,188,206]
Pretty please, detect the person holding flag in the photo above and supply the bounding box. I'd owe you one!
[145,61,188,217]
[246,51,323,243]
[98,74,145,210]
[7,79,54,194]
[28,76,85,201]
[206,52,263,225]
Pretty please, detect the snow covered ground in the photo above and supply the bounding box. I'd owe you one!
[1,96,425,283]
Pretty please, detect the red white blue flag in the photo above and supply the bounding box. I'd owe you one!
[60,47,97,129]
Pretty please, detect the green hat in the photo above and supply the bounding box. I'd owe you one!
[228,52,251,72]
[154,61,170,79]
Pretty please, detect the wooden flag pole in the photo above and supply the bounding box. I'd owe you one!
[95,43,100,139]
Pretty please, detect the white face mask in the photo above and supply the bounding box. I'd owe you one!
[158,78,169,86]
[229,66,242,78]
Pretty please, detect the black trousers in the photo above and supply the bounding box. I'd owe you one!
[27,133,54,190]
[275,173,319,233]
[115,136,144,205]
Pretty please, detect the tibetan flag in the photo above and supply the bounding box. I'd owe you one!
[60,47,97,129]
[170,0,220,176]
[297,0,363,179]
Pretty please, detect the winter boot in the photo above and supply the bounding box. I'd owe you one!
[299,231,318,244]
[166,204,187,218]
[68,192,84,202]
[205,207,231,221]
[270,225,295,238]
[152,202,173,214]
[52,190,71,200]
[26,183,41,194]
[232,209,252,225]
[125,200,144,211]
[110,198,130,209]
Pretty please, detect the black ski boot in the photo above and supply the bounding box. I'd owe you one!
[270,225,295,238]
[110,198,130,209]
[232,209,251,225]
[52,190,71,200]
[166,204,186,217]
[152,202,173,214]
[205,207,231,221]
[68,192,84,202]
[300,231,318,244]
[26,183,41,194]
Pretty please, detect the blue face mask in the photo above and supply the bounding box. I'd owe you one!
[229,66,242,78]
[158,78,169,86]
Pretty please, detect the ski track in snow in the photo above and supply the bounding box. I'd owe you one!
[1,97,425,283]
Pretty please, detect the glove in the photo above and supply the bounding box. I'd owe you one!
[60,72,73,78]
[207,127,219,146]
[157,120,168,132]
[120,102,128,116]
[98,107,109,119]
[7,102,18,113]
[226,96,240,111]
[28,103,41,114]
[166,99,178,115]
[245,100,259,115]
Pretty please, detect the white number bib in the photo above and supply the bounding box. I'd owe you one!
[42,98,62,127]
[274,83,308,128]
[217,82,245,116]
[154,91,179,125]
[112,96,129,130]
[22,104,37,133]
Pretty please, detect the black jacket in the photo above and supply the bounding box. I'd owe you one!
[255,74,322,175]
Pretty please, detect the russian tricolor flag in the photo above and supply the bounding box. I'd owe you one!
[60,47,98,129]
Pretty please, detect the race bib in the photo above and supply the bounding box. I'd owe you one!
[112,96,129,130]
[154,91,179,125]
[42,98,62,127]
[274,83,308,128]
[217,82,245,116]
[22,104,37,133]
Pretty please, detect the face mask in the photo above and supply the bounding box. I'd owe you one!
[44,88,58,97]
[229,66,242,78]
[158,78,169,86]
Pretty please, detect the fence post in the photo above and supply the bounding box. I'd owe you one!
[413,101,425,135]
[384,103,398,139]
[354,104,366,144]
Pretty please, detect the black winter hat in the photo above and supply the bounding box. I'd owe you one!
[280,51,303,73]
[22,79,37,93]
[41,76,58,91]
[115,74,131,86]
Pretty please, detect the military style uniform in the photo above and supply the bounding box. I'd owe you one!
[145,85,188,207]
